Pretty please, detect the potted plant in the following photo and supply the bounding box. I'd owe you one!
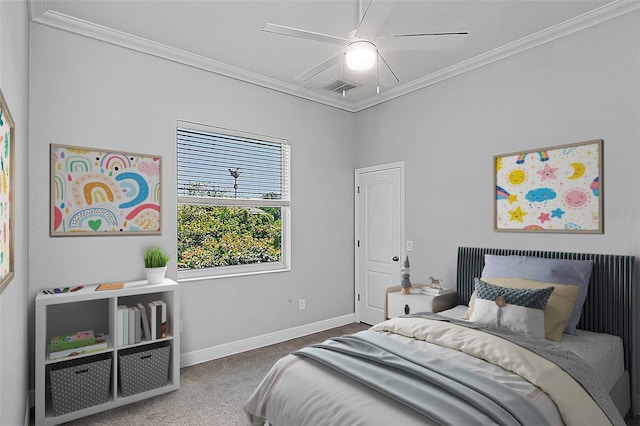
[144,246,170,284]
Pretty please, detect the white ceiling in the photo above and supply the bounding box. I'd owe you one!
[29,0,637,112]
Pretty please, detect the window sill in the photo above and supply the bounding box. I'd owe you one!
[177,264,291,283]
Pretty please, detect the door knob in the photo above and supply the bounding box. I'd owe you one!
[392,256,399,261]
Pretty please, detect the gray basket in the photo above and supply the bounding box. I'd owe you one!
[49,353,112,416]
[118,341,170,397]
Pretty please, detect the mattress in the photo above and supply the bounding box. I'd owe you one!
[438,306,625,391]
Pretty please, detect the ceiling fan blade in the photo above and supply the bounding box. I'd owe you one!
[377,51,399,84]
[379,31,468,38]
[263,23,350,46]
[295,53,344,82]
[376,32,468,51]
[355,0,397,41]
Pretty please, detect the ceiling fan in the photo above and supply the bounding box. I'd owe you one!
[262,0,468,93]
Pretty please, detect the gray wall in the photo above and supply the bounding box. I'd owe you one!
[28,23,356,363]
[355,10,640,286]
[0,1,30,424]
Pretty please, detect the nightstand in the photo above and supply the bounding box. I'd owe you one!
[385,286,457,319]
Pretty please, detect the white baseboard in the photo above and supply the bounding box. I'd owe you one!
[180,314,356,368]
[29,315,357,407]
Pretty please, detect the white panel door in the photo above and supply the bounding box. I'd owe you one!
[355,163,404,325]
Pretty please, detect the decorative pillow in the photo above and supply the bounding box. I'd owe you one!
[468,278,554,339]
[481,255,593,334]
[463,277,579,341]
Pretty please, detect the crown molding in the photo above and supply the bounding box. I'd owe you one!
[29,4,358,112]
[352,0,640,112]
[27,0,46,21]
[28,0,639,113]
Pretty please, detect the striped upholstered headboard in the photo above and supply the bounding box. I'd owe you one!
[456,246,636,407]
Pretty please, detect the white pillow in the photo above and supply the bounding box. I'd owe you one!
[468,278,554,339]
[470,298,546,338]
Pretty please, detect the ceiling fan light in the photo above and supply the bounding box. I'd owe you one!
[345,41,377,71]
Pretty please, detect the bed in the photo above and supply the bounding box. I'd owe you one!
[244,247,635,425]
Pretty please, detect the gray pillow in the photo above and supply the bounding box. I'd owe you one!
[474,278,554,310]
[482,255,593,334]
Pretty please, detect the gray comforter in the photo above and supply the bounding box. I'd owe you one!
[295,330,549,426]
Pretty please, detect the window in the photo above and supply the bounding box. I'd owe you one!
[177,121,290,279]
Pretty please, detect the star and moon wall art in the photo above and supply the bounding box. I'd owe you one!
[494,139,602,233]
[50,144,161,235]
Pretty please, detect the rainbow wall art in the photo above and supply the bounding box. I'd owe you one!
[494,140,602,233]
[51,144,161,235]
[0,90,14,292]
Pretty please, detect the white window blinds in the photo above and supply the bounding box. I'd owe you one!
[177,122,290,205]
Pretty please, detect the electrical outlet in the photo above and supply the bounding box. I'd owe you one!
[299,298,306,310]
[406,240,413,251]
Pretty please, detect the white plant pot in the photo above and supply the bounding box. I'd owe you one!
[145,267,167,284]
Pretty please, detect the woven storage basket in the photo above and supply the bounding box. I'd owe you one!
[49,352,112,416]
[118,341,171,397]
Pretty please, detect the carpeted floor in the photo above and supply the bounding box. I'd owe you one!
[61,322,370,426]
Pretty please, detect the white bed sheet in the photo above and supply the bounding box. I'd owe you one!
[437,305,625,391]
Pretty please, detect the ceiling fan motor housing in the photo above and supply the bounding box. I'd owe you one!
[345,40,377,71]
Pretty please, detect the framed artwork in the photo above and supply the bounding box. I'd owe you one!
[51,144,161,236]
[0,90,15,292]
[494,139,602,233]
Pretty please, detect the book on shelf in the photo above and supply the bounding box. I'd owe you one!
[95,282,125,291]
[155,300,167,338]
[153,301,162,339]
[137,302,152,341]
[129,307,136,345]
[133,306,142,344]
[49,333,109,360]
[118,304,152,345]
[122,305,129,345]
[117,305,126,346]
[147,301,157,340]
[49,330,96,352]
[420,287,454,296]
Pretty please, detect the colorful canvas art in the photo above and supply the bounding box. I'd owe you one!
[51,144,161,235]
[494,140,602,233]
[0,90,14,291]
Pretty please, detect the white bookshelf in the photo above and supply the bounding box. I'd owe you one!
[34,279,180,426]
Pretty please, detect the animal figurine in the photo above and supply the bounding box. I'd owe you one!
[428,276,443,290]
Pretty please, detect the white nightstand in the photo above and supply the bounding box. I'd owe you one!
[385,286,457,319]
